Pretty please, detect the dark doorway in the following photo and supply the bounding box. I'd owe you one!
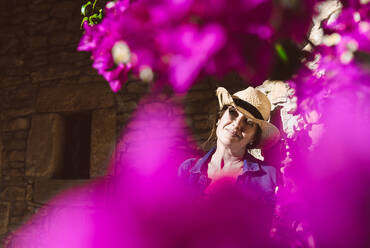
[54,112,91,179]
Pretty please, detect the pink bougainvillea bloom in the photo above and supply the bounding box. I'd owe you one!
[78,0,321,92]
[102,64,131,92]
[8,95,278,247]
[277,2,370,246]
[162,24,226,92]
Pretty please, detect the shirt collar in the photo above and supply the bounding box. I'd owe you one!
[189,147,262,175]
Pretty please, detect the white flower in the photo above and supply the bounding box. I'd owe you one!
[139,66,154,82]
[112,41,131,65]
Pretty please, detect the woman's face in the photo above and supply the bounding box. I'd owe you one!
[216,106,258,150]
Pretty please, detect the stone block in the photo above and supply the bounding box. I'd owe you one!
[7,151,25,162]
[126,81,149,94]
[49,32,77,46]
[30,68,56,82]
[6,162,24,169]
[309,25,324,46]
[78,75,102,84]
[29,53,48,67]
[257,81,290,105]
[1,132,14,141]
[3,65,29,77]
[2,87,37,109]
[2,118,29,131]
[116,95,139,115]
[14,86,37,100]
[0,138,2,180]
[14,131,28,140]
[90,109,116,177]
[26,184,33,202]
[26,10,49,24]
[33,179,88,205]
[29,2,51,12]
[0,76,27,88]
[192,113,212,121]
[31,67,80,82]
[3,140,26,150]
[27,35,47,49]
[50,2,76,18]
[8,223,23,233]
[36,84,115,112]
[9,216,25,225]
[189,81,211,90]
[184,90,213,102]
[116,112,132,125]
[2,108,35,118]
[184,104,198,115]
[26,114,65,177]
[0,178,27,187]
[193,120,210,130]
[0,202,10,234]
[0,56,24,68]
[0,30,14,47]
[119,101,137,113]
[184,101,213,115]
[12,201,27,216]
[0,186,26,201]
[2,168,24,177]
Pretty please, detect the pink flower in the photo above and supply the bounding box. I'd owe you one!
[79,0,320,92]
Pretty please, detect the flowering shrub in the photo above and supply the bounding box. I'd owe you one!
[78,0,319,92]
[288,0,369,155]
[277,1,370,246]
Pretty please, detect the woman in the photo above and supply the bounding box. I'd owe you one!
[178,86,280,205]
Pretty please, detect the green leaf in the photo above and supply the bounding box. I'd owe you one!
[89,13,99,19]
[89,13,100,25]
[80,16,89,29]
[275,43,288,63]
[93,0,98,10]
[97,8,103,19]
[81,1,92,16]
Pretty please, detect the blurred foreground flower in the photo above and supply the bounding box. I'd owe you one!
[6,97,276,248]
[277,1,370,246]
[78,0,320,92]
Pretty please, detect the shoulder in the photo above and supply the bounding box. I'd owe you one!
[260,164,278,186]
[177,158,197,177]
[261,164,277,174]
[245,153,278,178]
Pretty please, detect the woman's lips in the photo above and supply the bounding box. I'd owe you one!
[225,128,241,138]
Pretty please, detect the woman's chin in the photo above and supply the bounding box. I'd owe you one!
[219,139,244,149]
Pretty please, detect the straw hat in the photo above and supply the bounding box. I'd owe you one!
[216,87,280,148]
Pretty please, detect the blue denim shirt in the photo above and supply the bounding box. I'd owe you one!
[178,147,277,206]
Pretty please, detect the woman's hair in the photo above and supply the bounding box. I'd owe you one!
[202,105,262,150]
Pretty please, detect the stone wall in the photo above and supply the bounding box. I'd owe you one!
[0,0,295,244]
[0,0,118,241]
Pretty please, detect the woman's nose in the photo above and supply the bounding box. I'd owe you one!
[231,116,244,129]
